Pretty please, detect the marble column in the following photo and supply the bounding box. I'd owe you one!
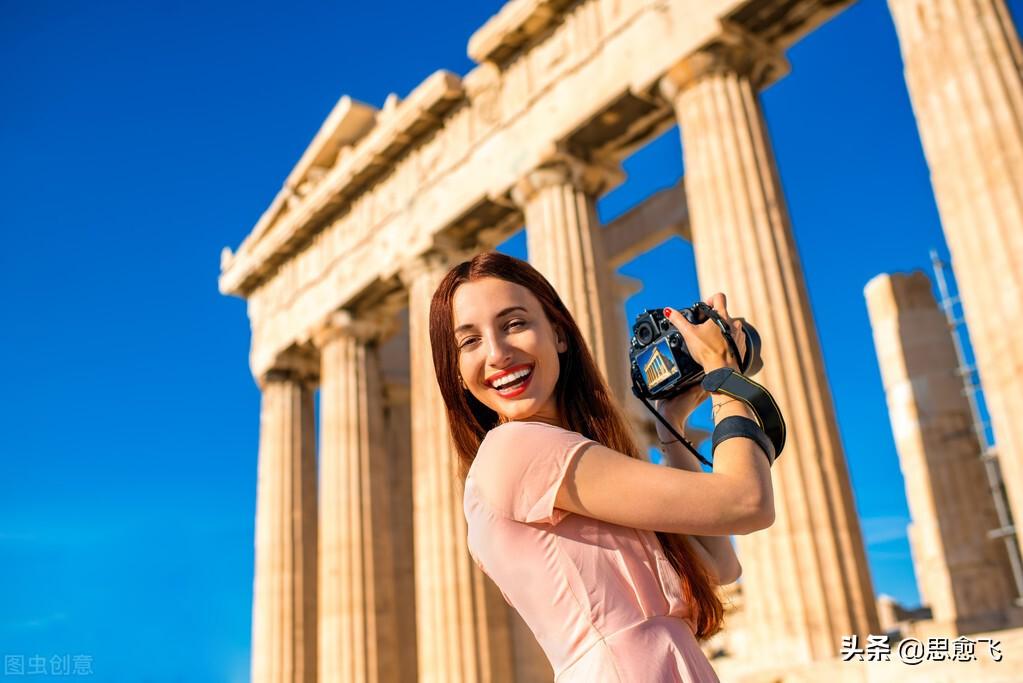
[512,157,623,402]
[888,0,1023,551]
[382,380,417,683]
[607,272,659,449]
[315,309,401,683]
[865,272,1017,635]
[397,245,520,683]
[379,311,419,683]
[251,358,319,683]
[662,34,879,662]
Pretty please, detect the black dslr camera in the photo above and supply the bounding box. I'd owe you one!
[629,302,763,401]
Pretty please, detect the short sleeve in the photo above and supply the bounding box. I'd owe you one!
[472,421,597,526]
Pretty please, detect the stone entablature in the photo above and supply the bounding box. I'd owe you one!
[246,96,378,256]
[220,0,853,381]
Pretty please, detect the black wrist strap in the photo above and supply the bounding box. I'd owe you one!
[702,367,786,459]
[712,416,776,466]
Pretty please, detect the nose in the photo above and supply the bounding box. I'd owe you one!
[485,333,514,368]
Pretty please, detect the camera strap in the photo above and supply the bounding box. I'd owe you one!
[641,395,714,468]
[701,367,786,458]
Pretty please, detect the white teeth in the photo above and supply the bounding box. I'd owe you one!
[492,367,532,388]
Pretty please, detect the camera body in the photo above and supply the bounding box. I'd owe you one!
[629,302,762,401]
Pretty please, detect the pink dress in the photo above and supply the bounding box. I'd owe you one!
[463,420,721,682]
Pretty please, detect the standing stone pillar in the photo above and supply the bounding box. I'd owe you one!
[607,272,658,448]
[397,245,519,683]
[251,357,319,683]
[382,379,418,683]
[512,157,623,398]
[865,272,1017,634]
[379,313,419,683]
[661,34,879,662]
[888,0,1023,547]
[314,310,401,683]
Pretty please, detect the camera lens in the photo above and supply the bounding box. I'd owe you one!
[636,321,654,346]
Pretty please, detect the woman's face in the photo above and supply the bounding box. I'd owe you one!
[452,277,567,426]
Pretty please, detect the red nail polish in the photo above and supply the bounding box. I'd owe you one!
[663,307,672,316]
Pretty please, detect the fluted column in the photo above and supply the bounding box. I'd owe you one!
[382,380,418,683]
[315,309,401,683]
[251,357,319,683]
[379,312,419,683]
[662,33,879,663]
[606,272,658,449]
[865,272,1017,634]
[888,0,1023,550]
[398,245,519,683]
[512,157,623,400]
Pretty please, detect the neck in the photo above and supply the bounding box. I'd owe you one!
[500,413,562,428]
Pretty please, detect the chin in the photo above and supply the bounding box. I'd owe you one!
[494,403,530,420]
[490,400,540,423]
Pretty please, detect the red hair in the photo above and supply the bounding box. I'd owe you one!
[428,251,724,640]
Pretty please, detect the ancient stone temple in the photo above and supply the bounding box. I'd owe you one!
[218,0,1023,680]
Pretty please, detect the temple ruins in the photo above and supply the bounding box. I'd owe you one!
[219,0,1023,680]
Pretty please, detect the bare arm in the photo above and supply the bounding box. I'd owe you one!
[552,292,774,545]
[680,533,733,585]
[552,393,774,537]
[657,400,753,585]
[706,392,775,527]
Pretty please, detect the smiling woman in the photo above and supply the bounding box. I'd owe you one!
[428,251,773,682]
[452,279,567,424]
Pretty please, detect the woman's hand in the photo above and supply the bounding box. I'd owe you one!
[654,383,709,431]
[664,292,747,373]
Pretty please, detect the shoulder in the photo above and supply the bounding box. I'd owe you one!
[471,421,599,524]
[475,421,595,474]
[476,422,545,466]
[480,420,562,446]
[477,421,587,459]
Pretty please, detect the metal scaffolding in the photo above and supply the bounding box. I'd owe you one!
[930,248,1023,605]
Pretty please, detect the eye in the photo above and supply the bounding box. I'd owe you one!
[458,319,524,349]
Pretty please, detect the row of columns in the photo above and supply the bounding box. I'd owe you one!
[251,33,873,682]
[245,3,1023,674]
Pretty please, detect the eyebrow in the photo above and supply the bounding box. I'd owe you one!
[454,306,529,335]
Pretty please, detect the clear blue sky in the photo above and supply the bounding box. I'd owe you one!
[3,1,1017,680]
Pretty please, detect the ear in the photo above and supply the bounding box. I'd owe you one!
[554,326,568,353]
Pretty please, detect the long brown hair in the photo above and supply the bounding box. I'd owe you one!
[428,250,724,640]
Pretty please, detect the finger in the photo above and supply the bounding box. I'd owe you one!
[664,307,688,327]
[732,320,746,355]
[663,307,696,337]
[706,292,732,324]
